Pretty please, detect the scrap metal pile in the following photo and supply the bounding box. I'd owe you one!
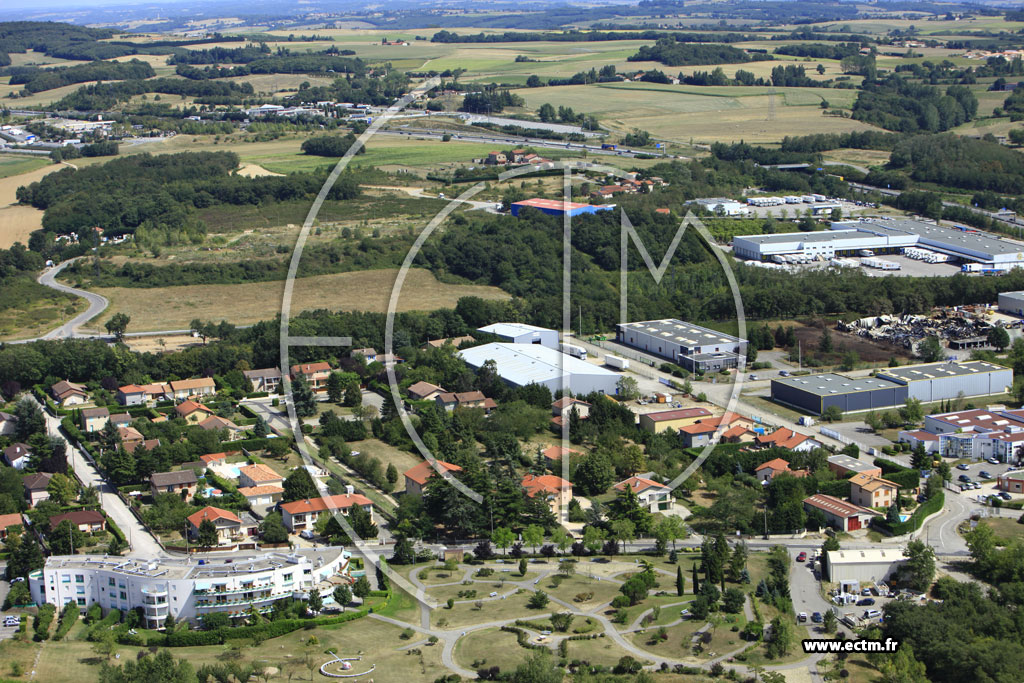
[836,308,1013,349]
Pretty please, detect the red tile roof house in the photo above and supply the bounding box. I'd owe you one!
[280,494,373,532]
[551,398,591,428]
[50,509,106,533]
[109,413,132,428]
[290,362,332,393]
[679,413,752,448]
[187,506,243,544]
[614,476,672,512]
[755,457,809,483]
[0,513,23,540]
[238,463,284,489]
[168,377,216,401]
[521,474,572,515]
[435,391,497,413]
[175,400,214,424]
[51,380,88,407]
[23,472,52,507]
[198,415,244,440]
[406,381,446,402]
[4,443,31,470]
[116,384,147,406]
[403,460,462,496]
[802,494,877,532]
[81,406,110,433]
[539,446,582,462]
[238,485,284,508]
[755,427,823,453]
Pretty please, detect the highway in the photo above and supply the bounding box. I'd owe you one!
[31,258,108,340]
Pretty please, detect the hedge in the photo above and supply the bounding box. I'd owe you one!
[873,457,910,475]
[106,515,126,545]
[217,437,272,452]
[33,604,56,641]
[60,417,84,443]
[52,602,78,641]
[500,625,548,652]
[817,479,851,498]
[872,491,944,535]
[872,457,921,491]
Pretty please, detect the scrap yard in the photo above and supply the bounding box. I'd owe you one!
[837,306,1019,352]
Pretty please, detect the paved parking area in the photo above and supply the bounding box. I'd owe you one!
[861,254,962,278]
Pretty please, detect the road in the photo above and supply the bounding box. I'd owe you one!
[31,258,108,341]
[34,397,164,557]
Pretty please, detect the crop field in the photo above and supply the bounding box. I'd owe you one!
[0,159,67,250]
[513,82,872,142]
[84,268,509,332]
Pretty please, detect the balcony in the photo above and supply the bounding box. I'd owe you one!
[141,586,168,598]
[195,591,281,609]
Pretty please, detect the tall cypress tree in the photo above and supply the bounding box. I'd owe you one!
[676,565,684,596]
[691,563,699,593]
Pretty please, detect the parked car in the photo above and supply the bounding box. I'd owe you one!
[980,471,992,479]
[861,588,872,596]
[779,370,790,377]
[999,492,1013,501]
[958,474,971,482]
[811,612,823,623]
[957,463,971,471]
[299,530,315,540]
[680,609,690,618]
[857,598,876,606]
[972,482,982,489]
[2,616,19,627]
[864,609,882,619]
[988,457,1000,465]
[797,612,808,623]
[796,552,807,562]
[749,374,758,381]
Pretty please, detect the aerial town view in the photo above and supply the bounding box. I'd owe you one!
[2,0,1024,681]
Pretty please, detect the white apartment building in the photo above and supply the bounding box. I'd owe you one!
[29,548,351,629]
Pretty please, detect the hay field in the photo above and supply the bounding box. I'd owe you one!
[86,268,510,332]
[0,159,65,249]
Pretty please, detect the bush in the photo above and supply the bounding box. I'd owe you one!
[33,604,56,641]
[52,602,79,641]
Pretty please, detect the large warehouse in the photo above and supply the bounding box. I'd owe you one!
[733,218,1024,270]
[477,322,559,349]
[771,360,1012,415]
[998,291,1024,316]
[616,319,747,372]
[510,198,614,218]
[823,548,908,586]
[458,342,620,395]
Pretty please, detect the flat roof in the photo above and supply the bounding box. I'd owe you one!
[773,373,903,397]
[877,359,1008,383]
[512,198,592,211]
[827,454,881,473]
[999,290,1024,302]
[838,218,1024,259]
[477,322,555,338]
[459,342,618,387]
[41,547,345,581]
[617,318,746,346]
[826,548,908,565]
[734,229,871,246]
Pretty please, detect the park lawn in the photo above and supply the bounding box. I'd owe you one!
[431,590,537,629]
[83,268,510,332]
[426,582,496,604]
[981,517,1024,545]
[417,566,467,586]
[628,619,706,660]
[454,627,535,672]
[346,439,423,482]
[542,574,622,609]
[373,585,421,624]
[566,635,645,668]
[614,593,693,629]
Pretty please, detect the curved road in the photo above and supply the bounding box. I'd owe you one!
[34,258,108,340]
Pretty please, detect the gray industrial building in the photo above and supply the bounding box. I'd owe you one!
[875,360,1012,404]
[477,322,559,349]
[771,360,1013,415]
[616,319,746,372]
[998,291,1024,317]
[458,342,620,396]
[771,374,908,415]
[733,218,1024,270]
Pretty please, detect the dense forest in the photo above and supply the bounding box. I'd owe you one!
[851,76,978,132]
[772,42,864,60]
[628,39,771,67]
[15,152,361,250]
[51,77,255,110]
[887,134,1024,194]
[174,54,364,80]
[6,59,155,94]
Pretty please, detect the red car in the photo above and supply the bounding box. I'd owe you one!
[796,552,807,562]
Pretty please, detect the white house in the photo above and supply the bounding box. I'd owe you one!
[613,476,672,512]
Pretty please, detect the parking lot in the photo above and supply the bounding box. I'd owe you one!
[861,254,962,278]
[739,198,867,220]
[949,459,1022,504]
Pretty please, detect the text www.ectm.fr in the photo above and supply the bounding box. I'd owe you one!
[802,638,900,654]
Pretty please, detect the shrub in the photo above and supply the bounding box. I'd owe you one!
[33,604,56,641]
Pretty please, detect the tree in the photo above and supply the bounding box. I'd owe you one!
[876,641,929,683]
[582,525,605,554]
[307,590,323,614]
[676,565,685,596]
[821,405,843,422]
[333,584,352,611]
[342,377,362,408]
[538,103,556,122]
[616,376,640,400]
[104,312,130,341]
[988,326,1011,352]
[391,535,416,565]
[610,518,635,554]
[573,451,615,495]
[903,540,936,591]
[766,615,793,658]
[326,372,345,403]
[527,590,549,609]
[92,630,118,662]
[550,526,571,555]
[522,524,544,554]
[917,335,945,363]
[260,512,289,544]
[492,526,514,555]
[197,518,219,549]
[348,502,377,539]
[722,587,745,613]
[819,327,834,353]
[510,651,562,683]
[48,519,85,555]
[352,575,371,600]
[817,63,826,75]
[46,473,77,505]
[386,463,399,490]
[292,375,318,418]
[13,397,44,441]
[550,611,574,633]
[822,609,837,634]
[910,442,930,470]
[728,541,748,582]
[899,398,924,425]
[519,557,527,576]
[282,467,318,502]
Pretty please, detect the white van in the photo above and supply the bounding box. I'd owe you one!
[864,609,882,620]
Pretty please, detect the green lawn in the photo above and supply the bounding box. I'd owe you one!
[454,627,537,672]
[0,155,49,180]
[431,590,537,629]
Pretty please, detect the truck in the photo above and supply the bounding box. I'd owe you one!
[559,343,587,359]
[798,416,815,427]
[858,249,875,257]
[605,355,630,370]
[601,143,617,150]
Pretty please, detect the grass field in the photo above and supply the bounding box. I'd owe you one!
[981,517,1024,545]
[84,267,509,332]
[0,159,67,250]
[455,627,535,672]
[0,155,50,180]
